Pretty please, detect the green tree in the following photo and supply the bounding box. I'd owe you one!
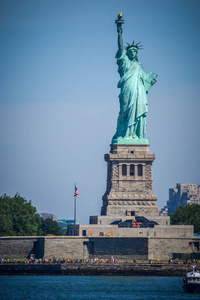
[0,193,42,236]
[40,218,61,236]
[170,204,200,234]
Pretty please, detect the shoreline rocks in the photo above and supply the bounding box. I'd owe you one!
[0,263,191,276]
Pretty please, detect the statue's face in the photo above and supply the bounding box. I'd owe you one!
[127,48,138,61]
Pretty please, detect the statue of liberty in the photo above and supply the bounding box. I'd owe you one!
[112,13,157,144]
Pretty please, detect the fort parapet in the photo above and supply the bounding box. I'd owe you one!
[0,236,199,261]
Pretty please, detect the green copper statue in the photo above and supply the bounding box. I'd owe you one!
[112,13,157,144]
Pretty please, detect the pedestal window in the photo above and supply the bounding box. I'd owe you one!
[122,164,127,176]
[130,164,135,176]
[138,164,143,177]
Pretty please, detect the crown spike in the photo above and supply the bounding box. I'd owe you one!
[125,40,144,51]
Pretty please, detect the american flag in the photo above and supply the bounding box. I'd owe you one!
[74,186,79,198]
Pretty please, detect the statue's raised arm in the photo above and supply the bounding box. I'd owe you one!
[116,13,124,56]
[112,14,157,145]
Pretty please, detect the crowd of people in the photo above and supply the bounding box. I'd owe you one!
[0,257,200,265]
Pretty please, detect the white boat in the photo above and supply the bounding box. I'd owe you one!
[183,265,200,293]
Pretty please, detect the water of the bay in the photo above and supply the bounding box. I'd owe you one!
[0,276,199,300]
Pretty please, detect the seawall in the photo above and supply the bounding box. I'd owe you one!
[0,263,194,276]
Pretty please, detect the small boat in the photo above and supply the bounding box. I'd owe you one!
[183,265,200,293]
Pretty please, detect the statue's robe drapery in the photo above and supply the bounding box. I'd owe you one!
[113,50,154,140]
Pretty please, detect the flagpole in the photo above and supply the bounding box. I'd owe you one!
[74,183,76,225]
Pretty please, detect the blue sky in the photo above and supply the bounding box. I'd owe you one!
[0,0,200,223]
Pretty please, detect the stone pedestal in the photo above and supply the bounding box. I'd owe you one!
[101,144,159,217]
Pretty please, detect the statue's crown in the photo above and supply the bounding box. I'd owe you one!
[125,41,143,51]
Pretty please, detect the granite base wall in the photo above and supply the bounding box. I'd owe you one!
[43,237,89,259]
[148,237,200,260]
[0,236,199,260]
[42,237,149,260]
[89,237,148,259]
[0,237,44,259]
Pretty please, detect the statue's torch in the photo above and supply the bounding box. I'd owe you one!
[115,12,124,25]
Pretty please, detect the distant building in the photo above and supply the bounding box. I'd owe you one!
[160,183,200,215]
[57,219,75,230]
[160,207,168,216]
[40,213,57,221]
